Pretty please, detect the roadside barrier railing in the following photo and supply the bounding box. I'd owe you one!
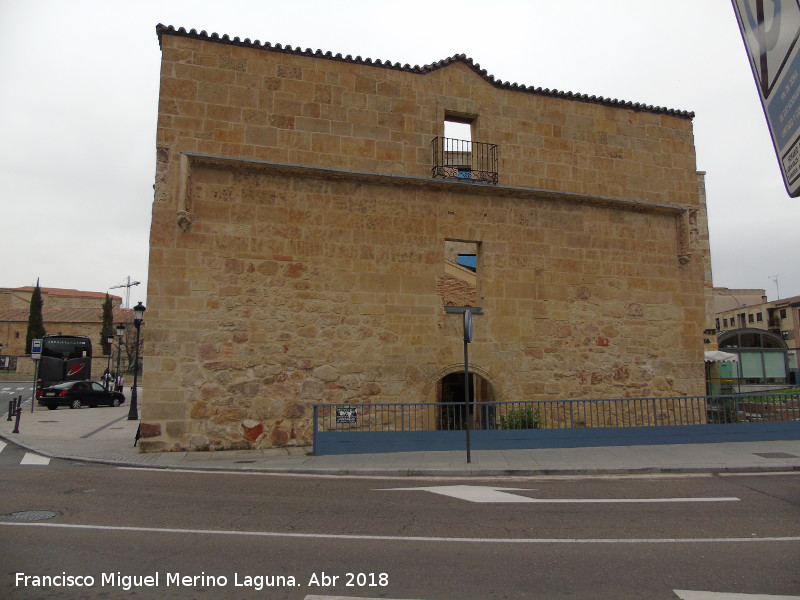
[314,393,800,434]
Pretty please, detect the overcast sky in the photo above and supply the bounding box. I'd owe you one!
[1,0,798,307]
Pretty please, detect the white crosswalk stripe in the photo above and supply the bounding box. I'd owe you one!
[0,441,51,466]
[20,452,50,466]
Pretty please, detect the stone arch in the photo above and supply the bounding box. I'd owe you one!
[423,364,501,431]
[422,363,502,400]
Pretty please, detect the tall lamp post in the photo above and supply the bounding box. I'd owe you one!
[717,290,742,308]
[104,331,115,390]
[717,290,744,328]
[115,323,125,390]
[127,302,146,421]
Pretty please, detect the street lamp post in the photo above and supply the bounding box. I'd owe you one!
[104,332,114,390]
[115,323,125,391]
[717,290,742,308]
[127,302,146,421]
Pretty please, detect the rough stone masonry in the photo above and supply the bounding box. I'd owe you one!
[140,25,715,452]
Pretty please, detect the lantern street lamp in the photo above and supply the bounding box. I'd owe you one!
[104,331,115,390]
[115,323,125,392]
[127,302,146,421]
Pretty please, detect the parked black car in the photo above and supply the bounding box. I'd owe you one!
[38,380,126,410]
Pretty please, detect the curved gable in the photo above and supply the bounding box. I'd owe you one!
[156,24,693,119]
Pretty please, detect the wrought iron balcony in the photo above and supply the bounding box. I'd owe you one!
[431,137,498,184]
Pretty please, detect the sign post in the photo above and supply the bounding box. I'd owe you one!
[463,310,473,464]
[30,339,42,413]
[732,0,800,196]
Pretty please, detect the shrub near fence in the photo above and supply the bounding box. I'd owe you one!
[499,405,542,430]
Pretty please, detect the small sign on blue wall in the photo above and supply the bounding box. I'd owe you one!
[336,407,358,424]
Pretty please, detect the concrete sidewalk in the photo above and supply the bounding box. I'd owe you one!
[2,391,800,477]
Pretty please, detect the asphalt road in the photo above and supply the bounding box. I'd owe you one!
[1,449,799,599]
[0,381,32,402]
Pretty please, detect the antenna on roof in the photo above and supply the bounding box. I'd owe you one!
[109,276,141,308]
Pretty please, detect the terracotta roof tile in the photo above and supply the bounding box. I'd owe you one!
[13,287,122,301]
[0,307,133,324]
[156,24,694,119]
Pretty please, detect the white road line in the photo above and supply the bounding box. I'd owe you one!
[381,485,543,503]
[674,590,800,599]
[305,597,420,600]
[1,522,799,545]
[20,453,50,465]
[0,441,6,453]
[379,485,740,504]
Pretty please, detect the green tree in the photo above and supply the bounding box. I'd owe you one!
[100,293,113,355]
[25,279,46,353]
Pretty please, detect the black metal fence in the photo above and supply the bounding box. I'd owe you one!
[315,393,800,434]
[431,136,498,184]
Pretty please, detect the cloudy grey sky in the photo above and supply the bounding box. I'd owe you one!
[1,0,798,305]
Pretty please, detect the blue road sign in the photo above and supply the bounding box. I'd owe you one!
[733,0,800,197]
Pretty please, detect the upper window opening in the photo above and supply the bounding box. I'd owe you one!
[432,115,498,184]
[444,118,472,143]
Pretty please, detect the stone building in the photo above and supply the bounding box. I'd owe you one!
[140,24,715,452]
[0,287,127,355]
[713,288,800,386]
[0,287,133,376]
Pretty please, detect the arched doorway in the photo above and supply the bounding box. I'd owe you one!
[436,371,496,430]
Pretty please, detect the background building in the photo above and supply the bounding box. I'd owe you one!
[0,287,134,376]
[141,25,714,452]
[713,287,799,389]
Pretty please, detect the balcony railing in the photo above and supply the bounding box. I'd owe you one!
[431,137,498,184]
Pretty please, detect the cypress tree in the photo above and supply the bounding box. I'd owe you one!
[100,293,113,355]
[25,279,46,353]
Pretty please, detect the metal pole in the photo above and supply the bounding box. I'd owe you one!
[31,360,39,413]
[128,320,141,421]
[116,332,123,390]
[12,401,21,433]
[464,337,471,464]
[462,309,474,464]
[105,340,113,391]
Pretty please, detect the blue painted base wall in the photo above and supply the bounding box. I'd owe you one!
[314,422,800,456]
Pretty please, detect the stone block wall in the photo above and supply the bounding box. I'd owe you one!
[140,26,713,452]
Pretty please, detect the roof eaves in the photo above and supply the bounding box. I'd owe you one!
[156,24,694,119]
